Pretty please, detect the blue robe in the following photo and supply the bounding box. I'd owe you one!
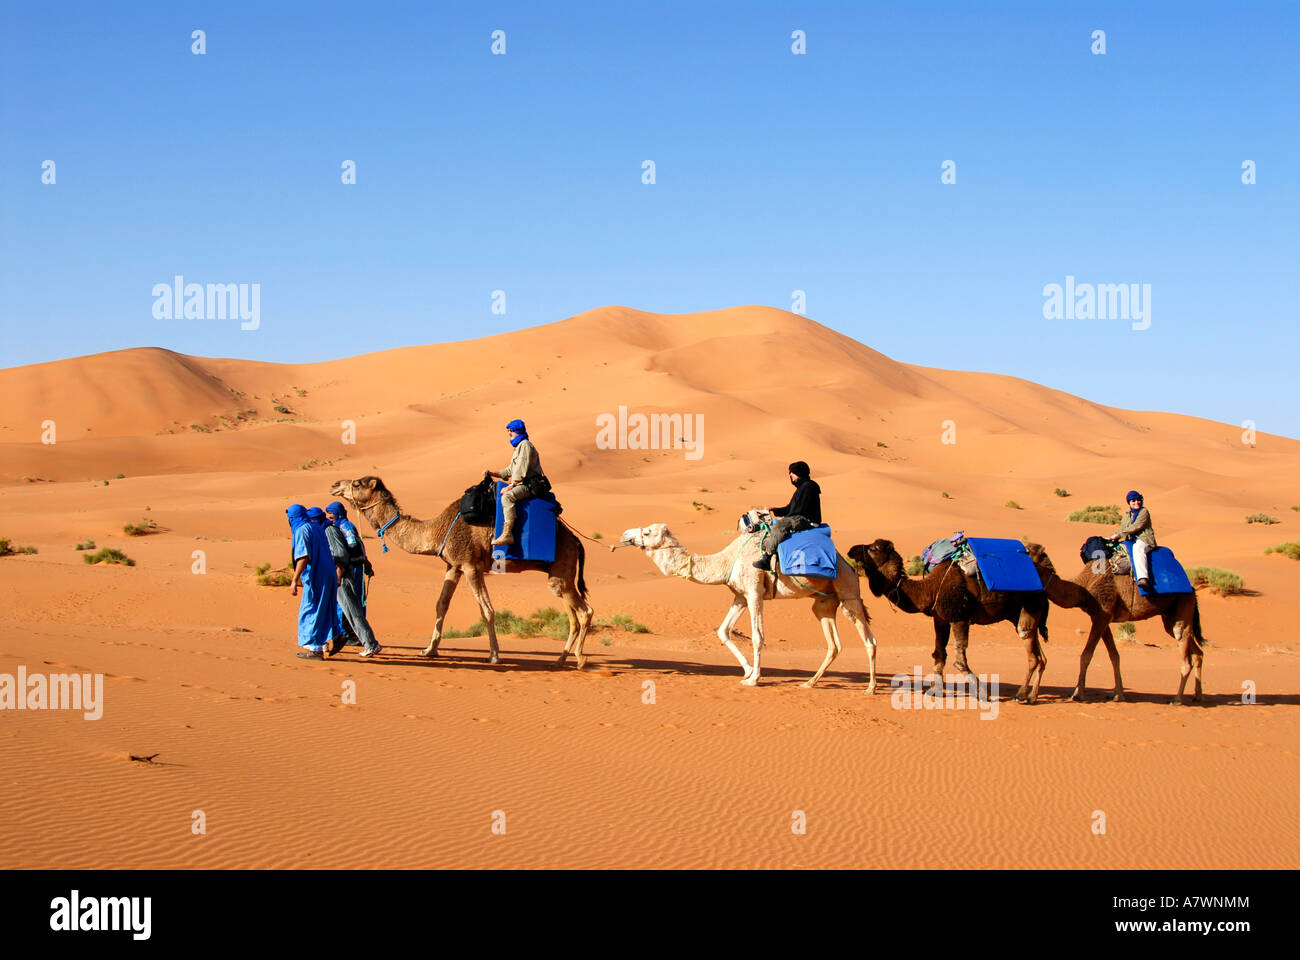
[294,522,339,650]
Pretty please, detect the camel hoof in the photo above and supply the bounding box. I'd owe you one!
[1069,692,1085,702]
[575,657,587,670]
[421,646,438,658]
[552,655,568,668]
[487,654,500,665]
[1168,698,1185,706]
[1111,692,1127,703]
[740,676,758,687]
[863,683,877,695]
[800,679,817,689]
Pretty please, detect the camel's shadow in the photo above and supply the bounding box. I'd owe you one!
[333,644,1300,706]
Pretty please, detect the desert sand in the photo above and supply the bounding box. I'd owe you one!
[1,305,1297,868]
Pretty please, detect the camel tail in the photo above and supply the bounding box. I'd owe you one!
[1040,600,1050,643]
[576,538,589,600]
[1192,605,1206,649]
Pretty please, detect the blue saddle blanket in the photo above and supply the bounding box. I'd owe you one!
[1121,541,1194,595]
[492,481,558,563]
[777,524,839,580]
[964,537,1044,592]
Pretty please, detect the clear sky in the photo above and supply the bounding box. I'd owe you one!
[3,1,1297,436]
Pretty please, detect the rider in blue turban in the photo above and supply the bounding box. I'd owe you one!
[290,505,341,658]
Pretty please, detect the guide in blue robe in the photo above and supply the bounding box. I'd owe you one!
[289,505,338,652]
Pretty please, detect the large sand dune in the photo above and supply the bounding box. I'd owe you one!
[2,306,1297,868]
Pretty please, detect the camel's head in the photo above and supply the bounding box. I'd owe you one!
[329,476,392,512]
[737,508,772,533]
[619,524,676,552]
[1023,542,1052,570]
[847,539,902,578]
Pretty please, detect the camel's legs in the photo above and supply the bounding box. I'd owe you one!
[1070,623,1103,701]
[549,576,594,669]
[950,621,976,679]
[462,567,500,664]
[803,595,842,688]
[741,593,765,686]
[716,596,753,677]
[1099,624,1126,701]
[1172,618,1204,704]
[423,566,464,657]
[1014,623,1047,703]
[842,599,878,694]
[931,620,951,678]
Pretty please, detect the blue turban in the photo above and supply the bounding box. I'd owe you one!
[1125,490,1142,503]
[326,500,348,519]
[306,507,327,524]
[506,419,528,446]
[286,504,308,532]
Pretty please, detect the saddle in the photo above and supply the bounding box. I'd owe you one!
[1079,535,1131,575]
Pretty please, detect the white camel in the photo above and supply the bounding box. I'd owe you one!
[617,517,878,690]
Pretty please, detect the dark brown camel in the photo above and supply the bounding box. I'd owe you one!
[847,539,1050,703]
[1025,543,1205,704]
[329,476,594,667]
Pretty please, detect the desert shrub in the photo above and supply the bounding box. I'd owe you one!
[1246,513,1279,525]
[1264,541,1300,561]
[940,491,951,499]
[123,518,160,536]
[84,548,134,566]
[114,473,125,479]
[189,423,210,433]
[1054,488,1070,497]
[1005,500,1022,510]
[1292,506,1300,512]
[75,540,96,551]
[274,405,291,415]
[1116,622,1136,641]
[905,555,924,576]
[691,501,712,511]
[1068,504,1122,524]
[601,613,650,634]
[255,562,293,586]
[1187,566,1245,596]
[0,538,38,556]
[592,532,603,540]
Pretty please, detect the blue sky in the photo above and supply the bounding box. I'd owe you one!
[3,1,1297,436]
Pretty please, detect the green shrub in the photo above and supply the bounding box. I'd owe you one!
[1054,488,1070,497]
[1187,566,1245,596]
[905,555,924,576]
[1068,504,1122,524]
[255,562,293,586]
[1264,541,1300,561]
[1246,513,1279,525]
[940,491,951,499]
[602,613,650,634]
[123,518,160,536]
[1004,500,1022,510]
[189,423,210,433]
[75,540,96,551]
[84,548,134,566]
[592,532,603,540]
[0,538,38,556]
[1116,622,1136,641]
[274,405,291,415]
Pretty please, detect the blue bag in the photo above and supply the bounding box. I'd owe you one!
[777,524,840,579]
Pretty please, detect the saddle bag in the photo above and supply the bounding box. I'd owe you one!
[459,478,497,526]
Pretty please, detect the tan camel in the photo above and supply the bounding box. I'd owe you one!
[1025,543,1205,704]
[329,476,595,667]
[847,539,1050,703]
[617,521,877,690]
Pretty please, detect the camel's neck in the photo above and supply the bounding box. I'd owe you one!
[358,498,454,556]
[1039,563,1092,609]
[863,562,924,614]
[642,538,738,586]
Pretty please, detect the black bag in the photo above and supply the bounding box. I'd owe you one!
[459,478,497,526]
[1080,535,1112,565]
[524,473,563,517]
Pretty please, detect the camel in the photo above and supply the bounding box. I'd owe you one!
[1025,543,1205,704]
[847,539,1050,703]
[329,476,595,667]
[617,521,877,690]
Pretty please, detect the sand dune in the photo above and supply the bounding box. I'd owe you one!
[2,305,1297,868]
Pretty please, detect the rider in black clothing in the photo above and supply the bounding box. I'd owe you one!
[753,461,822,570]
